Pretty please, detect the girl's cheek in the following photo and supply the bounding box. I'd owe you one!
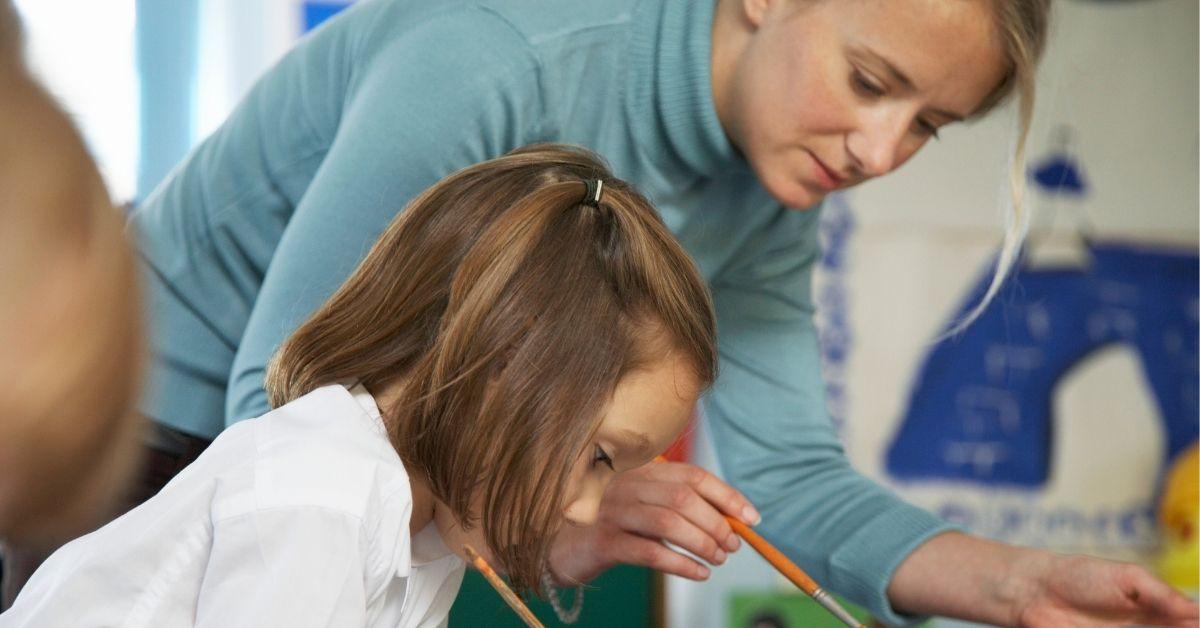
[561,453,591,506]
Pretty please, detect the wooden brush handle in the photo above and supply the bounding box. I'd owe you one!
[463,544,545,628]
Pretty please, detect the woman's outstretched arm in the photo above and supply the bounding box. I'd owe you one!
[889,531,1199,626]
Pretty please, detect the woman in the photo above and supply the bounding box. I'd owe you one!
[11,0,1192,624]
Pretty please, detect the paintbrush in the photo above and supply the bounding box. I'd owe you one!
[655,456,864,628]
[460,460,865,628]
[463,544,545,628]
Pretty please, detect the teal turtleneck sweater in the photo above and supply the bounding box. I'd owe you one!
[131,0,952,622]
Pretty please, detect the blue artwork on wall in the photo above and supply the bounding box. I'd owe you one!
[818,195,856,437]
[304,1,352,33]
[1031,155,1087,195]
[886,242,1199,487]
[1030,127,1090,199]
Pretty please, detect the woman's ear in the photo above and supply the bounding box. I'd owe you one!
[742,0,776,29]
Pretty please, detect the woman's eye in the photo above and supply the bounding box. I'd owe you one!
[592,445,614,471]
[916,118,940,139]
[851,70,886,98]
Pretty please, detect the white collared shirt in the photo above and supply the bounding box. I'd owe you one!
[1,384,464,627]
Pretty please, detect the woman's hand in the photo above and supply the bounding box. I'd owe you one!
[889,531,1199,627]
[548,461,760,584]
[1011,553,1198,627]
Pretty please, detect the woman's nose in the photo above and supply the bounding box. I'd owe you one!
[846,114,907,177]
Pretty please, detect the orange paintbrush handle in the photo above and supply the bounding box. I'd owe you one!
[463,544,545,628]
[726,515,819,595]
[652,455,817,588]
[653,456,864,628]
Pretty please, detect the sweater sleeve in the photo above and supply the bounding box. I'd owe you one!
[218,8,546,423]
[704,205,956,625]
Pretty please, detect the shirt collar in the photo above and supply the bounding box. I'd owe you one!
[344,382,458,568]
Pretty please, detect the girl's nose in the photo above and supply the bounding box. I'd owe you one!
[563,489,603,527]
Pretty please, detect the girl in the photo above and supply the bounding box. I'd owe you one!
[0,144,718,625]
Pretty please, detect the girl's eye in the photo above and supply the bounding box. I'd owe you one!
[592,445,614,471]
[851,70,886,98]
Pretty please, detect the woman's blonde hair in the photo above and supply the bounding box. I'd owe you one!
[950,0,1051,333]
[266,144,717,592]
[0,3,144,545]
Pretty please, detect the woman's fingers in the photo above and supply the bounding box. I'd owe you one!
[608,502,730,566]
[608,461,758,554]
[606,532,711,581]
[610,475,739,554]
[643,461,761,526]
[578,461,768,580]
[1033,556,1200,627]
[1122,564,1200,624]
[548,462,753,584]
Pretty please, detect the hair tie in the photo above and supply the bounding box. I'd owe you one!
[582,179,604,207]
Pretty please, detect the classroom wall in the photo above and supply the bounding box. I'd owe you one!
[13,0,138,200]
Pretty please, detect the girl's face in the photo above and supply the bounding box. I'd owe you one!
[431,349,700,561]
[713,0,1009,209]
[559,350,701,526]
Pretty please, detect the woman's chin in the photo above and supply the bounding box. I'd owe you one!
[767,176,826,210]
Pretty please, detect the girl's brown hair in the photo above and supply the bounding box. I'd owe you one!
[266,144,717,591]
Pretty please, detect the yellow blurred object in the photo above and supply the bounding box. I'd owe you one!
[1156,441,1199,593]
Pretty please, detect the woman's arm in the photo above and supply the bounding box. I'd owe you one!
[700,206,954,624]
[890,531,1199,626]
[221,7,546,424]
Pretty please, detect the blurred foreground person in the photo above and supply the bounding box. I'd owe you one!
[0,0,143,589]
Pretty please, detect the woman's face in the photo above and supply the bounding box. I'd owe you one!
[713,0,1009,209]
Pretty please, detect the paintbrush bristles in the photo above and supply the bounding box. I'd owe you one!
[463,544,545,628]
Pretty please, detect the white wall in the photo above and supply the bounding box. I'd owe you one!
[196,0,302,139]
[13,0,138,201]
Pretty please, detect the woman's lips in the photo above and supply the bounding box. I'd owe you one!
[806,150,845,191]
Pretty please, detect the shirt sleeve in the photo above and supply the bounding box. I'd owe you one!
[195,507,371,627]
[704,205,957,625]
[223,7,547,423]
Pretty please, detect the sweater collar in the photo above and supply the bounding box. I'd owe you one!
[627,0,747,179]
